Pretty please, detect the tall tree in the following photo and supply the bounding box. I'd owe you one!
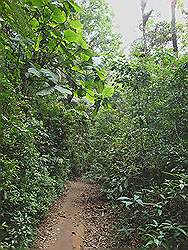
[171,0,179,55]
[79,0,124,64]
[140,0,153,54]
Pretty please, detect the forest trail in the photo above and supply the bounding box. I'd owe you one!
[34,180,118,250]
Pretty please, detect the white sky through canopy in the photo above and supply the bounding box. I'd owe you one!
[107,0,188,48]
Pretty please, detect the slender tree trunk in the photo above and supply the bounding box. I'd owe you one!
[140,0,153,54]
[171,0,178,55]
[141,0,147,53]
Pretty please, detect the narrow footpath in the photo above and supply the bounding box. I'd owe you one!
[34,180,119,250]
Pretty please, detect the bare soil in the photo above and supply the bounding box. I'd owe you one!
[34,180,119,250]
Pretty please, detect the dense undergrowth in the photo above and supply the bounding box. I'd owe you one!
[0,0,96,248]
[85,53,188,249]
[0,0,187,249]
[0,95,88,248]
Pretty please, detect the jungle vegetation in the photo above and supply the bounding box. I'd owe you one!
[0,0,187,249]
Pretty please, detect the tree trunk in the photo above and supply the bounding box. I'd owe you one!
[141,0,147,53]
[171,0,178,55]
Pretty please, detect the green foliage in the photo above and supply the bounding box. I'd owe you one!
[85,51,188,248]
[0,0,94,248]
[131,19,188,56]
[1,0,187,249]
[79,0,124,64]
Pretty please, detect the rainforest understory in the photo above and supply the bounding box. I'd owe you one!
[0,0,187,249]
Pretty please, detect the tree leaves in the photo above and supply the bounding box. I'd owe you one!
[36,87,55,96]
[69,20,83,31]
[40,69,59,84]
[102,85,114,98]
[54,85,72,95]
[36,85,72,96]
[52,8,66,23]
[28,68,41,77]
[69,0,81,12]
[28,68,59,84]
[64,30,87,48]
[96,68,107,81]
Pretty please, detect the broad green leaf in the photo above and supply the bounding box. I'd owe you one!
[86,89,95,104]
[30,18,39,29]
[31,0,44,8]
[80,53,90,61]
[64,30,79,42]
[79,39,87,49]
[69,0,81,12]
[64,30,87,49]
[36,87,55,96]
[96,68,107,80]
[102,85,114,98]
[72,65,84,74]
[34,33,42,51]
[64,2,71,16]
[54,85,72,95]
[95,80,104,94]
[69,20,83,31]
[82,80,95,89]
[28,68,41,77]
[52,9,66,23]
[82,48,96,57]
[40,69,59,83]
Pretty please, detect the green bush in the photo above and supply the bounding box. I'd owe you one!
[0,0,93,247]
[85,51,188,248]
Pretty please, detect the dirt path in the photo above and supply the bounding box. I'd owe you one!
[34,180,118,250]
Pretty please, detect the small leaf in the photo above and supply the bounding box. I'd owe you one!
[117,196,131,201]
[31,0,44,8]
[28,68,41,77]
[119,185,123,193]
[102,85,114,98]
[177,227,187,236]
[154,239,160,246]
[30,18,39,29]
[69,20,83,31]
[34,33,42,51]
[96,68,107,80]
[134,195,140,201]
[158,209,162,216]
[136,199,144,206]
[52,9,66,23]
[85,89,95,104]
[122,201,133,207]
[72,65,84,74]
[146,240,155,247]
[95,80,104,94]
[69,0,81,12]
[80,53,90,61]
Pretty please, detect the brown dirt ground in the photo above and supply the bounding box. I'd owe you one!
[34,180,120,250]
